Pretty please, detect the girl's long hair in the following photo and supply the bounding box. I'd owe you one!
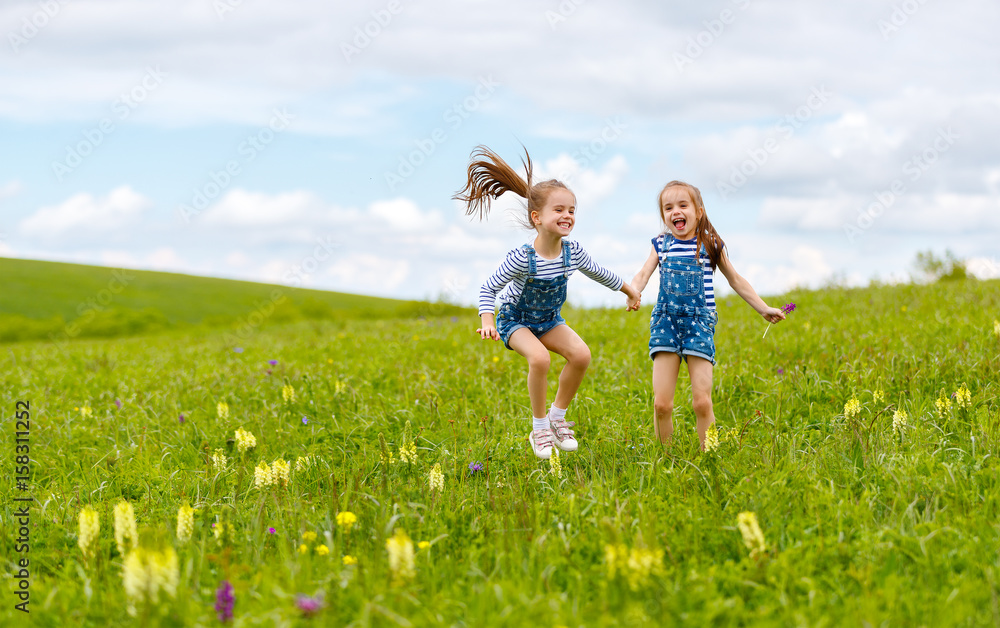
[453,145,571,229]
[659,180,725,271]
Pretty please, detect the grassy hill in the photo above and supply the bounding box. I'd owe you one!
[0,257,470,342]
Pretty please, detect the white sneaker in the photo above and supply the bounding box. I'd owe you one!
[529,429,555,459]
[550,416,578,452]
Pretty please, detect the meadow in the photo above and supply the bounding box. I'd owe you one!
[2,270,999,626]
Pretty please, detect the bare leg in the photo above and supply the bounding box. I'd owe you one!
[507,328,551,419]
[687,356,716,450]
[652,352,682,444]
[539,324,592,409]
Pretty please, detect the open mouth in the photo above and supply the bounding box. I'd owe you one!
[672,218,686,231]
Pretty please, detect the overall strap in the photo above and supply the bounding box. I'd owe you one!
[561,240,572,277]
[522,244,537,276]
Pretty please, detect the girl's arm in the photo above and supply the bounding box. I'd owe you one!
[476,248,523,341]
[569,241,638,310]
[717,247,785,323]
[630,246,659,294]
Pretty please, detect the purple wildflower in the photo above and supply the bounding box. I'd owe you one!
[179,413,185,423]
[233,347,243,353]
[295,594,325,618]
[268,527,276,535]
[468,461,484,473]
[268,359,278,366]
[781,303,797,314]
[115,399,122,409]
[302,416,309,425]
[215,580,235,623]
[777,368,784,375]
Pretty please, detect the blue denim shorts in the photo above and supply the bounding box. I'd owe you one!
[496,304,566,350]
[649,305,717,365]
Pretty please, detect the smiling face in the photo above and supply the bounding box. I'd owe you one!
[659,185,702,240]
[531,187,576,237]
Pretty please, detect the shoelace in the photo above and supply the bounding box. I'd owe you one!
[532,429,555,448]
[550,418,576,439]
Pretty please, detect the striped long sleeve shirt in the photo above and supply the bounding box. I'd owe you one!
[479,240,624,315]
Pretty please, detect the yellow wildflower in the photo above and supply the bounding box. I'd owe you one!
[282,384,295,403]
[954,383,972,409]
[336,511,357,532]
[844,396,861,420]
[342,555,358,566]
[549,448,562,478]
[429,463,444,492]
[254,462,273,488]
[80,406,93,419]
[873,388,885,404]
[994,320,1000,338]
[385,529,415,585]
[217,402,229,420]
[272,458,290,487]
[235,427,256,454]
[935,391,952,419]
[212,521,234,544]
[703,424,720,453]
[625,547,665,591]
[78,506,100,558]
[294,455,315,472]
[398,421,417,464]
[122,545,179,616]
[176,505,195,543]
[211,449,228,470]
[302,531,317,543]
[603,543,628,579]
[315,544,329,556]
[298,544,309,554]
[737,511,767,559]
[418,541,430,550]
[892,408,908,433]
[114,500,138,556]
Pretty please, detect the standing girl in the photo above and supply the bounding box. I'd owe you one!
[630,180,785,449]
[455,146,641,459]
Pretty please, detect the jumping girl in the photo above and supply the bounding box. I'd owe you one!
[455,146,641,459]
[630,180,785,449]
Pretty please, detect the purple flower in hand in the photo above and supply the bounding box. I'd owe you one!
[215,580,235,623]
[781,303,797,314]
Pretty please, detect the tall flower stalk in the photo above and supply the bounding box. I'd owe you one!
[763,303,796,338]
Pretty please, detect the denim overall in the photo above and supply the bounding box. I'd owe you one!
[648,235,718,364]
[496,242,571,350]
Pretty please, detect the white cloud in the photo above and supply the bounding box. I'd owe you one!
[0,180,22,200]
[18,185,151,239]
[200,189,322,227]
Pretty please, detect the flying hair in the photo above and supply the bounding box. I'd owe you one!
[659,180,725,271]
[454,145,572,229]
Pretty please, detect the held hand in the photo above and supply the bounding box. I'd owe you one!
[476,325,501,341]
[762,307,785,324]
[624,283,642,311]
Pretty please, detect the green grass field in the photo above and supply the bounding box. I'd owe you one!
[0,257,469,343]
[2,267,999,626]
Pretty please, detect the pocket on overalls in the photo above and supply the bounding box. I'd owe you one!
[666,267,700,296]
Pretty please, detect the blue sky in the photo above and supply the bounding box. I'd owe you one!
[2,0,999,307]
